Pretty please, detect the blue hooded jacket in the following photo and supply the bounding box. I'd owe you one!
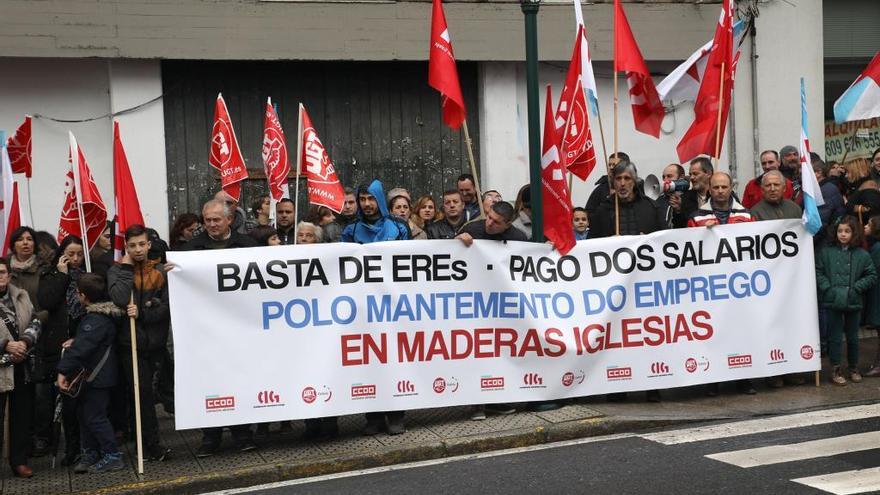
[341,179,410,244]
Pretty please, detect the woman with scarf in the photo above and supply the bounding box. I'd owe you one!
[8,227,52,457]
[0,256,42,477]
[37,235,87,466]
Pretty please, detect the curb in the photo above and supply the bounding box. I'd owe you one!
[74,414,704,495]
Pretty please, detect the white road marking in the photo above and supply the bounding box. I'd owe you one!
[640,404,880,445]
[792,467,880,495]
[199,432,635,494]
[705,431,880,468]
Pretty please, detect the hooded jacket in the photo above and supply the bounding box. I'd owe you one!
[107,259,170,352]
[341,180,410,244]
[56,301,123,389]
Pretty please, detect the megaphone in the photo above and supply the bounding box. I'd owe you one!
[644,174,663,200]
[644,174,691,200]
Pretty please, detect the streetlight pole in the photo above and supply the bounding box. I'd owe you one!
[521,0,543,243]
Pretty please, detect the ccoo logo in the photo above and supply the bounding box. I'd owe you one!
[257,390,280,404]
[205,396,235,411]
[480,377,504,390]
[606,367,632,380]
[351,384,377,399]
[728,354,753,368]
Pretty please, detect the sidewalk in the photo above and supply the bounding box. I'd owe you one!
[8,341,880,495]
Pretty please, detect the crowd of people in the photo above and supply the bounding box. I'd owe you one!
[1,146,879,478]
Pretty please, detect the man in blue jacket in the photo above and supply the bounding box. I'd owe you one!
[341,180,409,435]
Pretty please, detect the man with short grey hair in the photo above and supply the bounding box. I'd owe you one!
[589,160,666,238]
[750,170,802,221]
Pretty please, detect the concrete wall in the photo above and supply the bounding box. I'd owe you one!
[0,58,169,239]
[0,0,716,61]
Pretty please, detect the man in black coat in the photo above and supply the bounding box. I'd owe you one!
[589,160,667,238]
[183,199,258,457]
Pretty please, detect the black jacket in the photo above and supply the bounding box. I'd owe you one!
[57,302,123,389]
[36,269,81,371]
[426,217,466,240]
[182,230,258,251]
[107,261,170,352]
[589,194,667,238]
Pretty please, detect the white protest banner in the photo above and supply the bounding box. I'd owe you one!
[168,219,820,430]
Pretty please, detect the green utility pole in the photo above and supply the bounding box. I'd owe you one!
[521,0,543,243]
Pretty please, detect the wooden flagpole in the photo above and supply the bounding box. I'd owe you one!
[713,62,726,167]
[461,121,486,218]
[293,104,304,245]
[129,293,144,474]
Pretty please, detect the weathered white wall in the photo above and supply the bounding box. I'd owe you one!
[0,58,169,239]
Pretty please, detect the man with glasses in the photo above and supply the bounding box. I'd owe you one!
[740,150,794,209]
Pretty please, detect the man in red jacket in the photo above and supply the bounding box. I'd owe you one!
[741,150,794,209]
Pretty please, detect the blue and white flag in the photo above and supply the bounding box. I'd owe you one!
[574,0,600,116]
[800,77,824,236]
[833,51,880,124]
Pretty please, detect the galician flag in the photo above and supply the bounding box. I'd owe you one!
[573,0,600,116]
[833,51,880,124]
[800,78,824,236]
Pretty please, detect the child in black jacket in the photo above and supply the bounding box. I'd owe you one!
[57,273,125,474]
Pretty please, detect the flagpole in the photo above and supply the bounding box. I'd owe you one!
[129,292,144,475]
[713,61,726,167]
[69,132,92,273]
[461,121,486,218]
[266,98,278,229]
[25,179,34,228]
[293,104,304,246]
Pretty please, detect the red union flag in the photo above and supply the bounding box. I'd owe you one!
[209,93,248,201]
[556,25,597,181]
[299,105,345,213]
[112,121,144,260]
[58,133,108,250]
[428,0,466,129]
[614,0,665,138]
[542,85,576,255]
[262,98,291,202]
[6,116,32,178]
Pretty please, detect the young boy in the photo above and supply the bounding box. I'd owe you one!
[573,207,589,240]
[57,273,125,474]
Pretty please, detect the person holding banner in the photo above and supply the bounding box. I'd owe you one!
[341,179,408,435]
[0,257,42,478]
[589,160,666,239]
[275,199,298,245]
[38,235,87,465]
[106,225,172,462]
[426,190,467,240]
[182,200,258,456]
[750,171,802,222]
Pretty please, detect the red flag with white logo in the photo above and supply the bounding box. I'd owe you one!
[676,0,736,162]
[428,0,467,129]
[262,98,291,202]
[112,121,145,260]
[59,133,108,251]
[543,85,576,255]
[209,93,249,201]
[6,116,32,178]
[299,105,346,213]
[614,0,665,138]
[555,25,597,181]
[3,184,21,257]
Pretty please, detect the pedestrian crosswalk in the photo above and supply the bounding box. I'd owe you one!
[641,403,880,495]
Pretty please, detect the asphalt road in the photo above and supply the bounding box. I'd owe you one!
[206,404,880,495]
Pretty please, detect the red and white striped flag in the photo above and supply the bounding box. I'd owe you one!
[112,121,145,260]
[209,94,249,201]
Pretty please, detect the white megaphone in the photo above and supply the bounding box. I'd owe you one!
[644,174,663,200]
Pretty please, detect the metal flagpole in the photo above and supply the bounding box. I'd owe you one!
[293,104,304,245]
[68,132,92,273]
